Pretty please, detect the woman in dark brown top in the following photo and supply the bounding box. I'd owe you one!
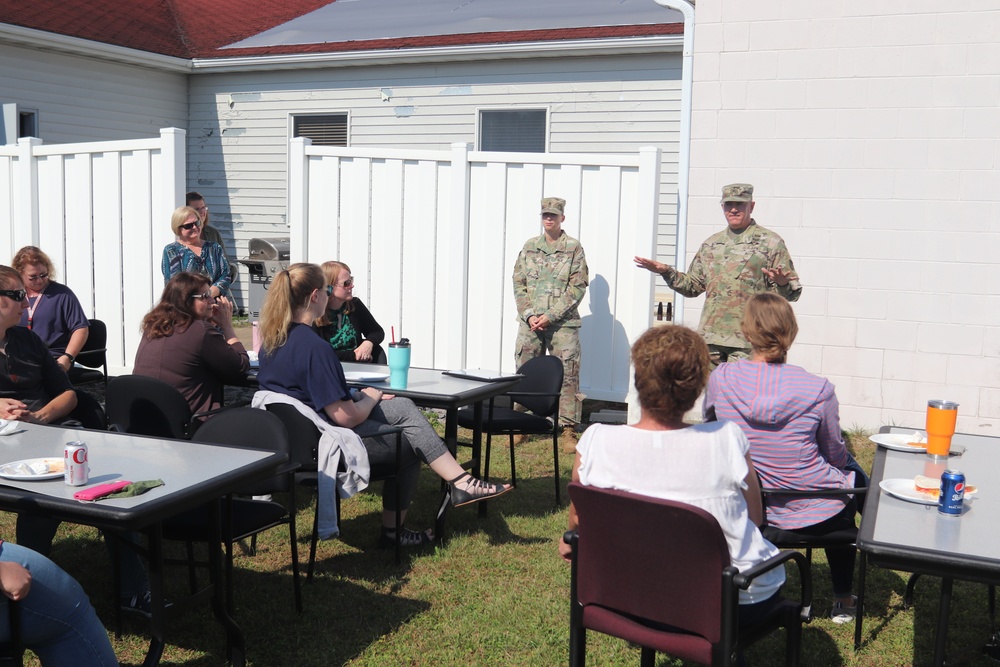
[133,272,249,417]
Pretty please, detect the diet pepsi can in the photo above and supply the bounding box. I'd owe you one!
[938,469,965,516]
[64,441,89,486]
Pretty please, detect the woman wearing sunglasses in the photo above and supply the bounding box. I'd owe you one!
[256,263,512,548]
[160,206,232,301]
[0,265,78,425]
[11,246,90,373]
[133,272,249,417]
[314,261,386,364]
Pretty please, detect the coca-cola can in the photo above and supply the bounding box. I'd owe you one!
[64,441,89,486]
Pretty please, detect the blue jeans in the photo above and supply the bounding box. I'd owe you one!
[0,542,118,666]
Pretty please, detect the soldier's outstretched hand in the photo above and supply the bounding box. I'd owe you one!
[761,266,792,286]
[634,256,671,275]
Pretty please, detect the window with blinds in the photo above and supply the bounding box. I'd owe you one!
[293,114,348,146]
[479,109,547,153]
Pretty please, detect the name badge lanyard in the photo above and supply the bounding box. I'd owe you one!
[25,293,42,331]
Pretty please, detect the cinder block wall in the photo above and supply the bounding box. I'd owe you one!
[688,1,1000,433]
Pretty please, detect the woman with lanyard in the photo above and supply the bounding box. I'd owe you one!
[161,206,232,301]
[12,246,89,373]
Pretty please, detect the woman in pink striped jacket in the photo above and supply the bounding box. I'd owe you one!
[704,293,864,625]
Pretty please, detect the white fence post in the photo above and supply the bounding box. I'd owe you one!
[438,142,472,368]
[288,137,310,263]
[15,137,42,249]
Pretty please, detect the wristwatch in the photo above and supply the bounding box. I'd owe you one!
[61,353,76,363]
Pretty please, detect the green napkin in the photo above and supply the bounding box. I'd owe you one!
[106,479,165,498]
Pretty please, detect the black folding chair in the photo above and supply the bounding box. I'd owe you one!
[67,318,108,388]
[455,355,563,503]
[264,403,406,567]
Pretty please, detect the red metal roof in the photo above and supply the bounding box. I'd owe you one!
[0,1,681,60]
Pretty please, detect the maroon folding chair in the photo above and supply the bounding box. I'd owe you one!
[566,482,811,666]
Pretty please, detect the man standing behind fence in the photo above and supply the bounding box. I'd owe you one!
[634,183,802,366]
[513,197,589,431]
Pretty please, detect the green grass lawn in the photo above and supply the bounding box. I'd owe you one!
[9,426,1000,666]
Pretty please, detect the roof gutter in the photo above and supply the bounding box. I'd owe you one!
[191,34,683,72]
[0,23,191,72]
[652,0,694,329]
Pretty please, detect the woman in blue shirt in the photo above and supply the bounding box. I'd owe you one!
[257,263,511,548]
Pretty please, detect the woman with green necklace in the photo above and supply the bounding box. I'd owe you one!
[314,261,386,364]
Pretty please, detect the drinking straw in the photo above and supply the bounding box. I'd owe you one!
[391,326,396,344]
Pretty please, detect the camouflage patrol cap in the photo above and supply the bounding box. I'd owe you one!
[541,197,566,215]
[721,183,754,203]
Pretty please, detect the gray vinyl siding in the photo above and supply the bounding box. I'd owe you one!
[0,43,187,144]
[187,52,681,308]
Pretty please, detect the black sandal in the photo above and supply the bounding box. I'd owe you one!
[378,526,433,549]
[448,472,513,508]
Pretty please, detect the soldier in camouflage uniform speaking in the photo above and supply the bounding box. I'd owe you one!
[512,197,589,426]
[634,183,801,366]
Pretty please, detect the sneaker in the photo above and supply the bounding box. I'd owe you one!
[121,591,153,614]
[121,591,172,616]
[830,596,857,624]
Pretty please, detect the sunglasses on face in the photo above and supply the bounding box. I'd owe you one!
[190,292,217,301]
[336,278,354,289]
[179,221,199,231]
[25,273,49,281]
[0,289,26,302]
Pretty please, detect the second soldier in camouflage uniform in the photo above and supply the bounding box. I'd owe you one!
[513,197,589,425]
[635,183,801,366]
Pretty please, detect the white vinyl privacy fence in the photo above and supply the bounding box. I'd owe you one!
[2,131,663,400]
[290,139,663,401]
[0,128,185,375]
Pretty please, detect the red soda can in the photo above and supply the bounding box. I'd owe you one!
[64,441,89,486]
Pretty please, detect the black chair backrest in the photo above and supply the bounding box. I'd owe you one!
[509,355,563,417]
[106,375,193,439]
[193,408,291,495]
[75,319,107,370]
[265,403,321,471]
[568,482,731,644]
[68,390,108,430]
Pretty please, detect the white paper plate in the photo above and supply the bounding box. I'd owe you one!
[869,432,927,453]
[0,458,65,480]
[344,372,389,383]
[879,478,977,505]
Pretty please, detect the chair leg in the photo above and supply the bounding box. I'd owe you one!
[639,646,655,667]
[903,572,922,609]
[483,431,493,480]
[854,550,866,650]
[786,605,802,667]
[509,434,517,487]
[394,431,403,566]
[308,496,320,580]
[288,486,302,613]
[569,621,586,667]
[552,430,561,505]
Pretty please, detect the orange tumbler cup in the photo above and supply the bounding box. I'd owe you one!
[925,399,958,458]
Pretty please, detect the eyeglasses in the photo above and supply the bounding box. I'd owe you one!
[24,273,49,281]
[0,289,26,302]
[325,284,334,296]
[335,278,354,289]
[190,292,217,301]
[179,221,199,231]
[193,205,208,213]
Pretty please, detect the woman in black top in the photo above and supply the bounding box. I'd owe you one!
[314,261,387,364]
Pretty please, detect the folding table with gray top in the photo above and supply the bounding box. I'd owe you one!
[0,422,287,667]
[858,427,1000,665]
